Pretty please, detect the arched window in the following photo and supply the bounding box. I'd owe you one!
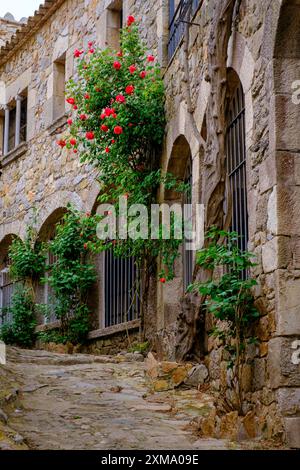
[226,73,248,253]
[183,156,193,291]
[104,251,140,327]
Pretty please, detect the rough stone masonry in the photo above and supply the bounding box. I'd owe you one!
[0,0,299,448]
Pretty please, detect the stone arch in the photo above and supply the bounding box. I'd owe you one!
[34,191,85,238]
[37,207,68,242]
[0,221,23,245]
[165,134,192,201]
[0,234,21,266]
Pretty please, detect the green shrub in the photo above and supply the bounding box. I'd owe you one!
[0,287,37,348]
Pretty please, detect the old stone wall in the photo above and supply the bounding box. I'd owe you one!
[0,0,299,447]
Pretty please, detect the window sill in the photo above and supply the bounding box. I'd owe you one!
[47,113,68,135]
[36,320,61,332]
[1,142,28,167]
[88,319,141,340]
[35,318,141,338]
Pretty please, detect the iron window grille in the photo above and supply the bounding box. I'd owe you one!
[226,81,249,259]
[104,249,141,328]
[168,0,201,61]
[183,156,193,292]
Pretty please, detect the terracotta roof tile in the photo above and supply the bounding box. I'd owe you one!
[0,0,66,67]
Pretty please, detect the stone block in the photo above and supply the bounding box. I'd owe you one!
[277,388,300,416]
[262,236,291,273]
[268,337,300,388]
[253,358,266,391]
[275,270,300,335]
[284,417,300,448]
[275,94,300,151]
[259,156,276,194]
[274,58,300,94]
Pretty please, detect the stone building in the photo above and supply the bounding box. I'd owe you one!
[0,0,299,447]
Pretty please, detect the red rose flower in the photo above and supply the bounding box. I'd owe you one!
[73,149,78,154]
[100,113,106,120]
[70,138,77,146]
[80,114,87,121]
[57,139,66,148]
[84,93,90,100]
[101,124,109,132]
[86,131,95,140]
[111,139,115,144]
[66,97,75,105]
[73,105,78,110]
[159,277,166,284]
[129,64,137,74]
[88,41,93,48]
[147,55,155,62]
[67,118,73,125]
[112,113,117,119]
[127,15,135,26]
[74,49,83,58]
[140,71,146,79]
[105,147,110,153]
[117,51,123,57]
[116,94,126,103]
[89,48,95,54]
[104,107,113,117]
[125,85,135,95]
[114,126,123,135]
[113,61,121,70]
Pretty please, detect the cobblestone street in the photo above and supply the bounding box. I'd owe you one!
[0,347,239,450]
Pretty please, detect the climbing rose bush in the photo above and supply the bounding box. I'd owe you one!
[63,17,165,174]
[60,17,186,282]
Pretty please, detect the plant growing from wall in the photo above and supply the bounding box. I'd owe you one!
[44,207,97,344]
[189,227,259,413]
[0,226,46,347]
[61,16,188,326]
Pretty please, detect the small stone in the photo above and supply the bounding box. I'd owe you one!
[153,379,169,392]
[242,411,256,439]
[220,411,239,440]
[184,364,209,388]
[172,366,189,385]
[13,433,24,445]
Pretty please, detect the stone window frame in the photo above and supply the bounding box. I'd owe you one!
[52,52,67,124]
[97,0,124,50]
[1,89,28,160]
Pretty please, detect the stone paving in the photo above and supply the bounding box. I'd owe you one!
[0,347,238,450]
